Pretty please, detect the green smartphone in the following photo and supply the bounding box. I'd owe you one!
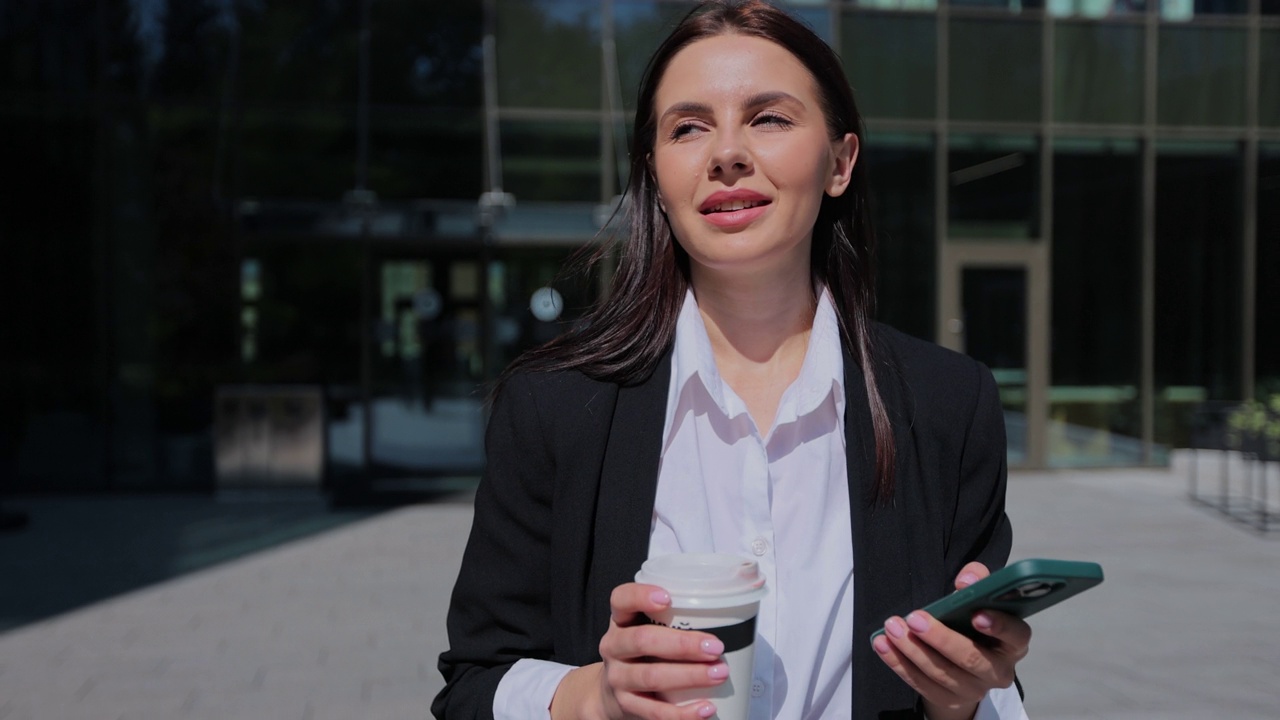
[870,558,1104,645]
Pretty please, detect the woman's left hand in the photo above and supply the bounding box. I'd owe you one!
[872,562,1031,720]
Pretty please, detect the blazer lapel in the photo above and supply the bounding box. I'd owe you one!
[586,350,673,648]
[846,349,922,718]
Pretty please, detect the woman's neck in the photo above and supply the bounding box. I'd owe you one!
[693,276,815,362]
[690,263,817,435]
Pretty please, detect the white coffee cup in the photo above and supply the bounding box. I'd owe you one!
[635,553,768,720]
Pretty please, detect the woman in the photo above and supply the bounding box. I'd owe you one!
[434,2,1031,719]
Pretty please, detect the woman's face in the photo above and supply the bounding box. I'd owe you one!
[651,33,857,282]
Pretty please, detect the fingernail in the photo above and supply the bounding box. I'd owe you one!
[873,635,891,655]
[701,638,724,656]
[697,703,717,718]
[707,662,729,680]
[906,612,930,633]
[958,572,979,587]
[885,618,906,639]
[973,612,994,630]
[650,590,670,605]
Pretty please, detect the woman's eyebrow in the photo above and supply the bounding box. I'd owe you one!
[742,90,803,110]
[658,91,804,124]
[659,101,713,123]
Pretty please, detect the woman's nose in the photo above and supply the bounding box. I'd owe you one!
[707,129,752,177]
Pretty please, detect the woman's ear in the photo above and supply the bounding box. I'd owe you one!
[825,133,859,198]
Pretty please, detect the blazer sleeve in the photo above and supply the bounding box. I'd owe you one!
[944,361,1013,582]
[432,373,560,720]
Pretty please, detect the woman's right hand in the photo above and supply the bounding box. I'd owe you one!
[551,583,728,720]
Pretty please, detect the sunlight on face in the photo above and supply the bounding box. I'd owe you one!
[651,33,857,283]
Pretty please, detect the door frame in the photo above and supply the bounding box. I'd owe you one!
[938,241,1051,469]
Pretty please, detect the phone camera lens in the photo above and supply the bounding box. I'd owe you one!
[1014,581,1054,599]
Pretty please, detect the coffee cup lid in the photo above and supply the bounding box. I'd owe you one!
[635,553,768,609]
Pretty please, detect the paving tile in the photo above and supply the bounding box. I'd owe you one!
[1007,465,1280,720]
[182,691,313,720]
[1,468,1276,719]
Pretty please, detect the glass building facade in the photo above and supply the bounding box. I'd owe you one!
[1,0,1276,498]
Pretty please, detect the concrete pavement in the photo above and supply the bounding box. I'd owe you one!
[1,460,1277,719]
[1008,462,1280,720]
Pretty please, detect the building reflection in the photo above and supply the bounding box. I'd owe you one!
[2,0,1278,499]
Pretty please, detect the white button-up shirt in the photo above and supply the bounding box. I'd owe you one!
[493,288,1027,720]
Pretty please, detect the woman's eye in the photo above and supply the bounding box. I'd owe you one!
[753,113,793,129]
[670,122,702,140]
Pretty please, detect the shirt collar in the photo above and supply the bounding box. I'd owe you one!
[668,286,846,432]
[787,286,845,420]
[672,287,729,415]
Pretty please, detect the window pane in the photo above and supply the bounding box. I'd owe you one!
[2,111,107,490]
[1262,32,1280,128]
[500,119,601,201]
[962,268,1029,465]
[370,1,482,108]
[369,110,483,200]
[848,0,938,10]
[948,135,1040,240]
[949,19,1042,122]
[1258,147,1280,398]
[496,0,600,109]
[237,111,355,199]
[613,2,830,114]
[1051,139,1143,466]
[0,5,97,100]
[781,5,832,43]
[1159,0,1247,19]
[153,111,240,486]
[242,242,363,384]
[152,5,237,104]
[1154,144,1243,449]
[842,12,936,120]
[1047,0,1147,18]
[1054,23,1144,125]
[951,0,1041,13]
[615,1,691,113]
[1157,27,1246,127]
[240,241,363,481]
[868,135,936,341]
[239,2,359,106]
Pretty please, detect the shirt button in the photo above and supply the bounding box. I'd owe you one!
[750,679,765,698]
[750,537,768,556]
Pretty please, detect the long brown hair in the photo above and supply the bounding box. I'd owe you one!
[501,0,896,502]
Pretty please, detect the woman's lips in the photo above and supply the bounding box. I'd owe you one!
[701,202,768,226]
[701,193,768,229]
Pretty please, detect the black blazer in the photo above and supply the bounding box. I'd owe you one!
[433,324,1012,720]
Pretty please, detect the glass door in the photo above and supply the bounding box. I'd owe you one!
[360,252,488,493]
[354,244,600,497]
[939,243,1049,468]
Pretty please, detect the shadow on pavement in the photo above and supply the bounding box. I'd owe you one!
[0,489,465,634]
